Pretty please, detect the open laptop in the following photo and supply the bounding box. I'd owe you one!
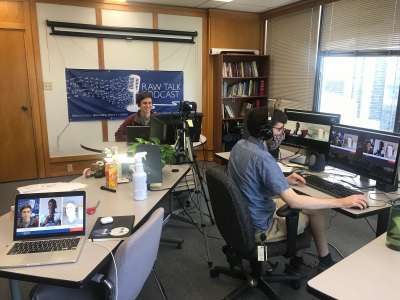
[0,191,86,268]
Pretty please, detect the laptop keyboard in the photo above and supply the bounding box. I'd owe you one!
[7,238,80,255]
[304,174,364,198]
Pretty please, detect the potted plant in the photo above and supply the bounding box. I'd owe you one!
[128,137,176,167]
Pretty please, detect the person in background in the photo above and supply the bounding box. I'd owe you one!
[63,202,81,226]
[41,199,61,227]
[17,204,39,228]
[115,92,153,142]
[228,108,367,271]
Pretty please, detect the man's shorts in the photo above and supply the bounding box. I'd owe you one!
[255,198,309,243]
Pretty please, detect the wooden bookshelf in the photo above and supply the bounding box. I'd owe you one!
[213,53,269,152]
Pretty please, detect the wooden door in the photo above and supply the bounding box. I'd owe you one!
[0,29,38,182]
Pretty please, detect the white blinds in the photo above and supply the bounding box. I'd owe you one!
[266,7,320,110]
[320,0,400,52]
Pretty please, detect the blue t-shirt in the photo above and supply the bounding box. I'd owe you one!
[227,137,289,232]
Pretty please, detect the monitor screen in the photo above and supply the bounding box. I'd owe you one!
[328,125,400,185]
[14,191,85,240]
[150,113,181,144]
[283,109,341,154]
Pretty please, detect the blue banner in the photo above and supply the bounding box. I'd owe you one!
[66,69,183,121]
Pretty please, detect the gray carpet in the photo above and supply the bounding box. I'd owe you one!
[0,163,377,300]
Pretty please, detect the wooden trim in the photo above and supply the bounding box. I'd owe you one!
[24,0,46,178]
[30,0,53,177]
[34,0,207,17]
[202,11,210,151]
[96,8,104,69]
[262,0,339,19]
[0,21,25,30]
[152,12,159,70]
[49,154,102,163]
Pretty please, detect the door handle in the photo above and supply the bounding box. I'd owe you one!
[21,105,28,112]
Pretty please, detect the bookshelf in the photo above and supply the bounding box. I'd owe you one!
[213,53,269,152]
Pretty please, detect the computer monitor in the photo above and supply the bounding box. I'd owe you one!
[328,124,400,192]
[150,113,182,145]
[126,126,150,144]
[283,109,341,154]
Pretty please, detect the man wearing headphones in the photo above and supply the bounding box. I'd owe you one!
[228,107,367,270]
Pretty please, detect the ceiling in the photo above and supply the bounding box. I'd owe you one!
[127,0,300,13]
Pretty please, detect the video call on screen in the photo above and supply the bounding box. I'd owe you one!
[329,126,399,183]
[16,195,84,237]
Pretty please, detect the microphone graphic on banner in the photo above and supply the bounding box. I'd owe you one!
[126,74,141,112]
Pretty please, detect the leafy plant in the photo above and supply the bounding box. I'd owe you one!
[128,137,176,166]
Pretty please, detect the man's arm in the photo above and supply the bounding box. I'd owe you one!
[280,188,368,210]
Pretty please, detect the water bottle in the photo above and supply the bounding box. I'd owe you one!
[386,199,400,251]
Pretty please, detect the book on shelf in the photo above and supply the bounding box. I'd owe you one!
[240,102,254,117]
[224,104,235,119]
[224,80,261,98]
[222,61,260,78]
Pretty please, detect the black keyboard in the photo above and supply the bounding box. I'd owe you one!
[304,174,363,198]
[7,238,80,255]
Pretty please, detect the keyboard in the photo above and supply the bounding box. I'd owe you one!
[304,174,364,198]
[7,238,80,255]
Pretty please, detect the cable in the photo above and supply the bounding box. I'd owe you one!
[91,242,118,300]
[364,217,377,235]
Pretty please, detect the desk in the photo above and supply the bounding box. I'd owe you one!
[214,150,393,236]
[307,234,398,299]
[0,164,190,300]
[80,134,207,154]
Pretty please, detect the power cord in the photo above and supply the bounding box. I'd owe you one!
[328,242,344,259]
[91,242,118,300]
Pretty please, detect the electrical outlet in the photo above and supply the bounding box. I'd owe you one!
[67,164,73,172]
[43,82,53,91]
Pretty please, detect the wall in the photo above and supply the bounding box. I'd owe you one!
[35,2,203,160]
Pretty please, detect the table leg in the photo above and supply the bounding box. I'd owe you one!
[9,279,22,300]
[376,208,390,237]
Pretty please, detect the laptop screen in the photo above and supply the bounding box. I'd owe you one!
[14,191,86,240]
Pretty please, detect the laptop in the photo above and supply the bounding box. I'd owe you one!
[127,126,151,144]
[0,191,86,268]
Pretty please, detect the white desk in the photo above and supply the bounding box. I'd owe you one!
[0,164,190,299]
[215,150,393,236]
[80,134,207,154]
[307,234,399,300]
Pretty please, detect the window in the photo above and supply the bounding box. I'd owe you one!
[316,0,400,132]
[318,54,400,131]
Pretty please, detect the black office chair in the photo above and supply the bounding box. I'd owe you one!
[206,165,311,300]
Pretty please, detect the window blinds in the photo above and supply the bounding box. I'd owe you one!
[320,0,400,52]
[266,7,320,110]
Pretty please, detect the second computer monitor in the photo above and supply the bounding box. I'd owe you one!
[283,109,341,154]
[328,124,400,189]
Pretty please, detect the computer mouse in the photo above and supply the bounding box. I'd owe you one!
[100,216,114,225]
[172,168,179,173]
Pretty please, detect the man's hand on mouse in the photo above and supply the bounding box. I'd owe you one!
[340,194,368,209]
[287,172,306,186]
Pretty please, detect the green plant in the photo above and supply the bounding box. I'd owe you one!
[128,137,176,166]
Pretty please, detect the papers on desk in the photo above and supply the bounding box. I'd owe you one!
[277,162,293,173]
[17,182,87,194]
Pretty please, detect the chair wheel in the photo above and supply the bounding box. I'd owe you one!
[176,242,183,249]
[208,261,213,268]
[290,280,301,290]
[210,269,219,278]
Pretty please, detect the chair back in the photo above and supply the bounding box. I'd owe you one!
[206,166,256,258]
[108,208,164,300]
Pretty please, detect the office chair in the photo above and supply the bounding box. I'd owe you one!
[31,208,168,300]
[205,166,311,300]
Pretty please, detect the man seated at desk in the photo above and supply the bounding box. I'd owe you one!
[115,92,153,141]
[228,108,367,270]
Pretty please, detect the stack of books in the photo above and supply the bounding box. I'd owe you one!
[222,61,259,78]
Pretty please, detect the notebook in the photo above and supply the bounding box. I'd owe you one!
[0,191,86,268]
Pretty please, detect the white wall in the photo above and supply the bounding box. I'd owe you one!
[37,3,100,157]
[102,9,154,141]
[37,3,203,155]
[158,14,203,112]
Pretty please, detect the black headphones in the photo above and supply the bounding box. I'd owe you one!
[259,119,273,140]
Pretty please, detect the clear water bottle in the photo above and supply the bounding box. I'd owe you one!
[386,199,400,251]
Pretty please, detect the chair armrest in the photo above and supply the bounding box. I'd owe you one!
[276,204,301,258]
